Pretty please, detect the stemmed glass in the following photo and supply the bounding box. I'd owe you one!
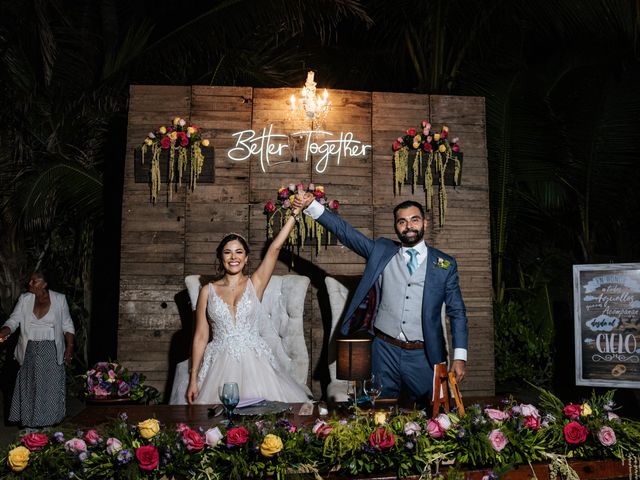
[218,382,240,425]
[363,375,383,410]
[346,381,357,410]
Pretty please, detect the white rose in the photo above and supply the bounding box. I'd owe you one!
[205,427,223,447]
[436,413,452,430]
[520,404,540,419]
[106,438,122,455]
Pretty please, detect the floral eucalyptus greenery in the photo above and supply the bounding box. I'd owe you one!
[392,121,462,227]
[2,389,640,479]
[140,117,210,203]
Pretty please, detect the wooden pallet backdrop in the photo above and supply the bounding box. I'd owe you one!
[119,85,493,400]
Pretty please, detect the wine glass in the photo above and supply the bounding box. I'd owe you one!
[346,380,357,409]
[218,382,240,425]
[363,375,383,410]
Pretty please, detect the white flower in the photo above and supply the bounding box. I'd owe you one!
[404,421,422,436]
[520,404,540,419]
[106,438,122,455]
[205,427,223,447]
[436,413,452,430]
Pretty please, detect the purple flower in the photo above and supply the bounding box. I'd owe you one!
[116,449,133,466]
[118,382,130,397]
[54,432,65,443]
[119,412,128,422]
[79,452,88,462]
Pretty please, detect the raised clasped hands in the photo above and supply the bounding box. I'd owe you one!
[293,191,314,212]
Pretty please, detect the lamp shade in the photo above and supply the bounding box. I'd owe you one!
[336,336,372,380]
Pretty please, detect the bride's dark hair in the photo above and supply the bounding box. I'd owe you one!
[215,233,250,277]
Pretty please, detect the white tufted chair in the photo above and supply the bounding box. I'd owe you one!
[324,276,451,404]
[169,274,310,405]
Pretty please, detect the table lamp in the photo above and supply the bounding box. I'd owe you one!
[336,334,372,408]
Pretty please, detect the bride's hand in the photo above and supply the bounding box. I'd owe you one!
[186,381,198,404]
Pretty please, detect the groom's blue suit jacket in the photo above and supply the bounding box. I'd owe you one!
[317,209,468,368]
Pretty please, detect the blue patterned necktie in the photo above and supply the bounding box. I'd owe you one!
[406,248,418,275]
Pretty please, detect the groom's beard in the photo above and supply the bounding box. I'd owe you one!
[396,226,425,246]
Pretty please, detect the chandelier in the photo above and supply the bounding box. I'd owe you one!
[288,71,331,129]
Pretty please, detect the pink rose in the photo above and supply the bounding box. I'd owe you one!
[182,428,204,452]
[392,141,403,151]
[485,408,510,421]
[369,427,395,450]
[523,415,540,430]
[106,437,122,455]
[406,128,416,136]
[488,429,508,451]
[440,129,448,139]
[427,419,445,438]
[452,144,460,153]
[564,404,582,419]
[435,413,452,430]
[226,426,250,447]
[92,385,110,397]
[563,421,589,444]
[21,433,48,452]
[520,404,540,419]
[64,438,87,453]
[282,199,291,208]
[597,426,617,446]
[83,429,100,446]
[175,423,189,433]
[312,420,333,439]
[136,445,159,471]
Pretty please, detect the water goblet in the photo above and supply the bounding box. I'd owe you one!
[363,375,383,410]
[218,382,240,425]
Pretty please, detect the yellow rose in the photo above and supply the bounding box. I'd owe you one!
[259,434,283,457]
[581,403,593,417]
[438,144,446,153]
[201,139,210,147]
[434,133,441,141]
[316,185,324,192]
[413,142,420,149]
[374,411,387,425]
[144,138,153,146]
[173,117,181,126]
[159,126,167,134]
[187,126,196,135]
[138,418,160,439]
[414,134,421,142]
[8,446,29,472]
[442,126,449,132]
[169,131,178,140]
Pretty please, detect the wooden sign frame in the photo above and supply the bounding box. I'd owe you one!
[573,263,640,388]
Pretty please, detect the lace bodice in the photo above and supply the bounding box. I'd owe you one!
[197,280,276,384]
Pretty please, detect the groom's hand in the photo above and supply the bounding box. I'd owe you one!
[293,192,314,211]
[451,360,466,382]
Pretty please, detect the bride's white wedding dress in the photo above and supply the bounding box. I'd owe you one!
[193,280,311,404]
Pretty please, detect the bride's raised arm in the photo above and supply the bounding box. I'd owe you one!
[251,193,303,300]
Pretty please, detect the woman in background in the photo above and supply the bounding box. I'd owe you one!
[0,271,75,427]
[186,195,311,404]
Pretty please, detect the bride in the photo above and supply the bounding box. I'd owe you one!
[186,195,311,404]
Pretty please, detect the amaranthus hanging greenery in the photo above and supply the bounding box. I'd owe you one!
[392,120,462,227]
[140,116,210,203]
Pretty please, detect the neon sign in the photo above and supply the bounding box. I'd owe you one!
[227,124,372,173]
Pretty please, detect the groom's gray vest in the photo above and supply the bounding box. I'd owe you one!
[374,252,427,341]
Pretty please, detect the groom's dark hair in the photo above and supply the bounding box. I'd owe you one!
[393,200,425,219]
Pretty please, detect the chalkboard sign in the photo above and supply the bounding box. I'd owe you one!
[573,263,640,388]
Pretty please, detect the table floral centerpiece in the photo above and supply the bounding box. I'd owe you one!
[2,388,640,479]
[392,120,462,226]
[82,361,151,403]
[140,116,210,203]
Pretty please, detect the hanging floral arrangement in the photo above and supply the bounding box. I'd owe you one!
[140,117,210,203]
[264,182,339,252]
[392,120,462,226]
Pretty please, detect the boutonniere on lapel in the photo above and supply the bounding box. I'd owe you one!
[434,257,451,270]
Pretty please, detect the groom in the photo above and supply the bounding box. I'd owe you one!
[296,195,468,403]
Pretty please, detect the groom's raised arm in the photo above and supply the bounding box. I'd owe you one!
[296,194,375,259]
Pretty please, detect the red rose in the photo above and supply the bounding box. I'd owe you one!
[160,136,171,149]
[21,433,49,452]
[423,143,433,152]
[563,421,589,444]
[523,415,540,430]
[369,427,395,450]
[182,428,204,452]
[136,445,159,471]
[392,141,403,151]
[328,199,339,210]
[83,429,101,446]
[226,426,250,447]
[264,200,276,214]
[452,144,460,153]
[563,404,582,419]
[406,128,417,136]
[180,135,189,147]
